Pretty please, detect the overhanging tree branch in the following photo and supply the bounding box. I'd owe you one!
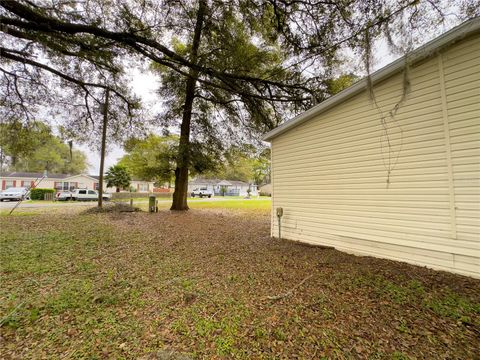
[0,1,315,95]
[1,47,135,111]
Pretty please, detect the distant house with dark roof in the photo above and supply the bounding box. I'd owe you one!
[188,178,258,196]
[0,172,154,192]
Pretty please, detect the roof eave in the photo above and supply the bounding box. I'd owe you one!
[63,173,99,181]
[262,17,480,142]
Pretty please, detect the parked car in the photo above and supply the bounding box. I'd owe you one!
[0,187,30,201]
[56,189,111,201]
[190,187,213,198]
[55,190,73,201]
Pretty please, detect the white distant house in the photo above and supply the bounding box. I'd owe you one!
[263,19,480,278]
[188,178,258,196]
[0,172,154,192]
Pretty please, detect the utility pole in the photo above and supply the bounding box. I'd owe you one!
[98,88,109,208]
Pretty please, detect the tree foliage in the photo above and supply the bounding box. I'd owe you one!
[118,134,221,186]
[118,135,178,186]
[0,1,145,156]
[105,165,131,192]
[2,0,467,132]
[252,148,271,186]
[202,146,271,185]
[0,120,50,169]
[325,74,360,96]
[0,120,88,174]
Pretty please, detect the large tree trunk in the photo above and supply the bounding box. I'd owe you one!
[98,88,109,208]
[170,0,206,211]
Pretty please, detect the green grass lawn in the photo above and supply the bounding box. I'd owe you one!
[0,198,272,217]
[115,197,271,212]
[189,198,271,210]
[1,205,479,359]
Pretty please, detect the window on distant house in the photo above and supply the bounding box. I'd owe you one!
[94,183,100,190]
[139,183,148,192]
[5,180,14,189]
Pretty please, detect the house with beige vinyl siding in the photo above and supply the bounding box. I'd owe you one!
[0,172,99,191]
[0,172,154,193]
[263,19,480,278]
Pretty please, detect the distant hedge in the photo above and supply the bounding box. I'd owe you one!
[30,188,55,200]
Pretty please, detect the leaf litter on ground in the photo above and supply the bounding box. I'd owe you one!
[1,207,479,359]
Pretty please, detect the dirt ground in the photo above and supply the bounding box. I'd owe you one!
[1,208,479,359]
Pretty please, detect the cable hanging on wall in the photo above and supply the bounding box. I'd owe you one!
[364,28,411,188]
[373,61,410,188]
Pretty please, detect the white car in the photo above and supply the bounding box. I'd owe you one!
[190,187,213,198]
[56,189,111,201]
[0,187,29,201]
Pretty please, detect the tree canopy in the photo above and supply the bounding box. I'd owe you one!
[118,134,271,186]
[201,146,271,185]
[0,120,89,174]
[2,0,470,129]
[118,134,222,186]
[105,165,131,192]
[118,135,178,186]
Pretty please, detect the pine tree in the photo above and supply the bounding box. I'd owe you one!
[105,165,131,193]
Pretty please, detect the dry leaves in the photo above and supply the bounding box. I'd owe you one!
[1,208,479,359]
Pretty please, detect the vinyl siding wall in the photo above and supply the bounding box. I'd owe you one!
[270,35,480,278]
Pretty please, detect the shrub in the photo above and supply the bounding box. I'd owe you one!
[30,188,55,200]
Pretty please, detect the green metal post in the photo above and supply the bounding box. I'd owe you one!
[149,195,156,213]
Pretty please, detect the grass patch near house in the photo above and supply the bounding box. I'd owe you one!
[127,197,272,212]
[14,199,55,204]
[1,207,478,359]
[188,198,271,210]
